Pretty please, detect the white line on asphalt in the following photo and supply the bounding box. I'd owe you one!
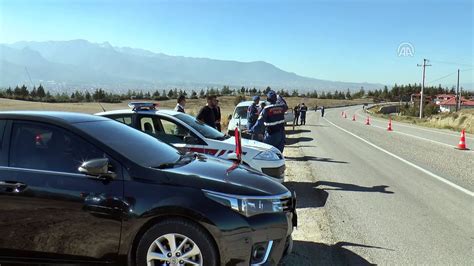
[368,123,457,149]
[323,117,474,197]
[354,109,474,140]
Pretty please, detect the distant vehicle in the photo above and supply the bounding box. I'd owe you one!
[96,103,286,182]
[227,101,294,136]
[0,111,296,266]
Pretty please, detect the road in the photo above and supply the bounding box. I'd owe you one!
[285,105,473,265]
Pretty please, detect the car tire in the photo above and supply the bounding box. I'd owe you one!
[135,218,218,266]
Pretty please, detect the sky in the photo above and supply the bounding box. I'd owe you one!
[0,0,472,87]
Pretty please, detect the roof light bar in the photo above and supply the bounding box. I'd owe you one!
[128,102,158,111]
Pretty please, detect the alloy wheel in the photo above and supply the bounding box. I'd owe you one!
[147,233,203,266]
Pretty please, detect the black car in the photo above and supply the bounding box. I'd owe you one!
[0,111,296,265]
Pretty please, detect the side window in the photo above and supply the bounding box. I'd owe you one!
[161,119,186,136]
[156,118,193,144]
[0,119,6,147]
[107,114,133,126]
[140,117,157,135]
[9,122,105,173]
[0,120,6,165]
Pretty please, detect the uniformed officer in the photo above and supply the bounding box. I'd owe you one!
[174,95,186,113]
[248,90,288,152]
[247,95,260,139]
[300,103,308,125]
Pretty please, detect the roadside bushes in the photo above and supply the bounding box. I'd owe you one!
[400,103,439,117]
[234,95,246,106]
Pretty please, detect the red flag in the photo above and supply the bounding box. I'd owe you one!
[234,127,242,162]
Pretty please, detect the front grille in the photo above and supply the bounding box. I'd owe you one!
[278,197,293,212]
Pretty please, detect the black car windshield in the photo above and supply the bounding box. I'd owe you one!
[175,113,226,140]
[76,120,180,167]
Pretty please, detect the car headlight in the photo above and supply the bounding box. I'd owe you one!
[254,150,280,161]
[203,190,290,217]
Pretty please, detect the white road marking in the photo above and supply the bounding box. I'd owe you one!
[323,116,474,197]
[354,109,474,140]
[368,123,457,149]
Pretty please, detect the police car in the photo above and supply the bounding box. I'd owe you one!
[96,102,286,182]
[227,100,295,136]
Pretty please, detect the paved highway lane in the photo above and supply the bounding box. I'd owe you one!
[352,107,474,149]
[291,107,473,265]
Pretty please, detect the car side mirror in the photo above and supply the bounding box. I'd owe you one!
[184,135,199,144]
[78,158,116,179]
[227,114,232,120]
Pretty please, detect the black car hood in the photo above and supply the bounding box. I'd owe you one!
[160,155,289,196]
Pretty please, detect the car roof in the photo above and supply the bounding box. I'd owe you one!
[0,111,109,124]
[235,100,269,108]
[96,108,181,117]
[235,101,253,107]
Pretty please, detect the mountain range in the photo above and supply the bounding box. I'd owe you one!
[0,39,383,93]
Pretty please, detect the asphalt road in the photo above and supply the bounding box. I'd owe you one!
[291,106,473,265]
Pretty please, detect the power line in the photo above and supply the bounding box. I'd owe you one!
[426,68,473,84]
[426,71,458,84]
[429,60,473,67]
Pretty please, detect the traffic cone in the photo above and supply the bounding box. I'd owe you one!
[365,116,370,125]
[457,129,468,150]
[352,114,356,121]
[387,117,393,131]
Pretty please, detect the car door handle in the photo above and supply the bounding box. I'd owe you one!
[0,181,27,193]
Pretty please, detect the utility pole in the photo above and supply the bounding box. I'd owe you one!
[456,69,460,111]
[417,59,431,118]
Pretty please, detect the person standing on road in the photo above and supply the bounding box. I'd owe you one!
[256,102,266,141]
[321,106,325,117]
[248,90,288,152]
[300,103,308,125]
[247,96,260,139]
[214,99,222,132]
[197,95,216,128]
[174,95,186,113]
[293,105,300,126]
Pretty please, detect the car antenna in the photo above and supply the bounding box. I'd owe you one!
[25,66,45,110]
[97,101,106,112]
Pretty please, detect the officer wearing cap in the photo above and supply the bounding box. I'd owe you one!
[247,95,260,139]
[248,90,288,152]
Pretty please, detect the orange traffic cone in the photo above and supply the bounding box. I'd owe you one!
[457,129,468,150]
[387,117,393,131]
[352,114,356,121]
[365,116,370,125]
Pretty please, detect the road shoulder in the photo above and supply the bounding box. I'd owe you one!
[281,129,339,265]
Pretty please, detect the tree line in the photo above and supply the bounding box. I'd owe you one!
[0,83,471,103]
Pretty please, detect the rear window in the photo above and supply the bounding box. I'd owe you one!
[76,120,180,168]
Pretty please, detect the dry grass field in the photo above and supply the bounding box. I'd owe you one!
[0,96,370,131]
